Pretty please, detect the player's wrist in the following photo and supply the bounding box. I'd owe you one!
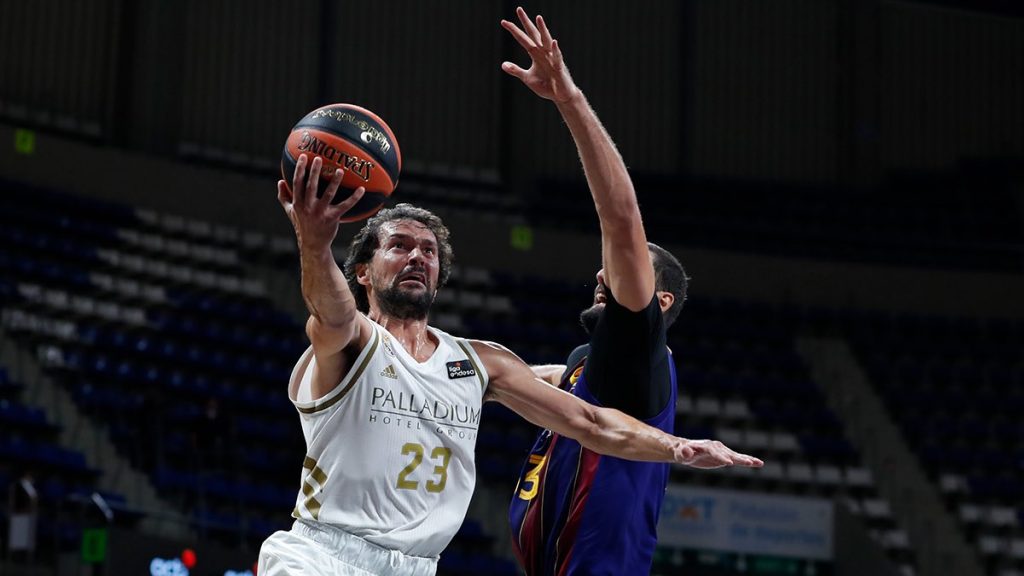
[553,87,584,107]
[299,243,337,262]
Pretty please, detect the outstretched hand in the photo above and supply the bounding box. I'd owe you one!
[671,438,764,470]
[277,154,366,251]
[500,7,580,104]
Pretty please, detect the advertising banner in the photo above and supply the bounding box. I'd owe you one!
[659,485,833,560]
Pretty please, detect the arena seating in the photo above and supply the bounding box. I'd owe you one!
[8,177,1022,575]
[824,309,1024,576]
[0,367,128,558]
[0,181,303,550]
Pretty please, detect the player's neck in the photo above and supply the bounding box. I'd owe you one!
[368,310,437,362]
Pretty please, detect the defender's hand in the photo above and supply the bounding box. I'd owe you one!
[500,7,580,104]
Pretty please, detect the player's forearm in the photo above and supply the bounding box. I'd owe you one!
[555,93,641,231]
[556,92,655,308]
[300,246,358,328]
[577,405,683,463]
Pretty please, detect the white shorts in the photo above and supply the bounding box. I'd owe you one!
[258,520,438,576]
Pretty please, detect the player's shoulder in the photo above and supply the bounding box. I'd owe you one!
[427,324,477,352]
[565,344,590,368]
[460,338,513,357]
[459,339,526,377]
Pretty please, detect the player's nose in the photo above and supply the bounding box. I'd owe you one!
[595,269,605,286]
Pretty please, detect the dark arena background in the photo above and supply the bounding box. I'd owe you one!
[1,1,1023,575]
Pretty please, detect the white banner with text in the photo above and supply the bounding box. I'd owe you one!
[659,485,834,560]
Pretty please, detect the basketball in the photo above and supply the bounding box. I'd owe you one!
[281,103,401,222]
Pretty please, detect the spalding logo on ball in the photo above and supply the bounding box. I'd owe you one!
[282,103,401,222]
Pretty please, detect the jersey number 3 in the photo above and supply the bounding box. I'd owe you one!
[517,454,547,500]
[396,443,452,493]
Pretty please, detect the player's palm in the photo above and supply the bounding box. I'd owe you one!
[518,61,575,103]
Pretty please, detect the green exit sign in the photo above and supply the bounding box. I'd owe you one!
[15,128,36,155]
[510,225,533,251]
[81,527,108,563]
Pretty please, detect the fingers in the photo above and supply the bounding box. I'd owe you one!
[320,166,344,205]
[536,14,554,49]
[672,438,695,463]
[712,440,763,467]
[501,18,538,53]
[502,9,562,76]
[501,61,528,80]
[716,446,762,468]
[551,40,565,66]
[735,452,764,467]
[288,154,352,220]
[690,440,727,468]
[516,6,543,45]
[291,154,309,208]
[277,179,292,209]
[680,443,695,461]
[306,155,323,202]
[329,186,366,220]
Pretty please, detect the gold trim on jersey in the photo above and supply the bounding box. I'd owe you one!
[456,340,486,392]
[294,455,328,521]
[297,328,381,414]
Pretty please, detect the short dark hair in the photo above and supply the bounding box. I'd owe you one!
[648,242,688,328]
[343,204,454,313]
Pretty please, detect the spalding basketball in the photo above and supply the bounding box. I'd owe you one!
[281,103,401,222]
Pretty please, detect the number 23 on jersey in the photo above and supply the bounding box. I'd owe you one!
[396,443,452,493]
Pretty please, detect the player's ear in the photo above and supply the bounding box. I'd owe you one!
[356,262,371,287]
[656,290,674,314]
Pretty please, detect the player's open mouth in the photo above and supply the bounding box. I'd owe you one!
[398,272,427,287]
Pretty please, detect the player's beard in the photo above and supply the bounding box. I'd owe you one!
[579,304,603,335]
[377,278,433,320]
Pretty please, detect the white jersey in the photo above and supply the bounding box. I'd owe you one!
[287,318,488,558]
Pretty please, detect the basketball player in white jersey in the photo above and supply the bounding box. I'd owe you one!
[258,154,762,576]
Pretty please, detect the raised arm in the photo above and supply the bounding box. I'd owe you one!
[478,341,762,468]
[502,8,654,311]
[278,154,373,398]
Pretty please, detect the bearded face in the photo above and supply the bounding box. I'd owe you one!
[579,303,603,334]
[579,274,610,334]
[361,219,441,320]
[375,265,434,320]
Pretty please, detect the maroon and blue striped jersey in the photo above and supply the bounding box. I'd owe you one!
[509,349,677,575]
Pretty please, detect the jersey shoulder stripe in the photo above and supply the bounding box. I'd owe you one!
[454,340,487,393]
[292,324,381,414]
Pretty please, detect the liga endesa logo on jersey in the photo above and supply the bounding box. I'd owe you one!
[446,360,476,380]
